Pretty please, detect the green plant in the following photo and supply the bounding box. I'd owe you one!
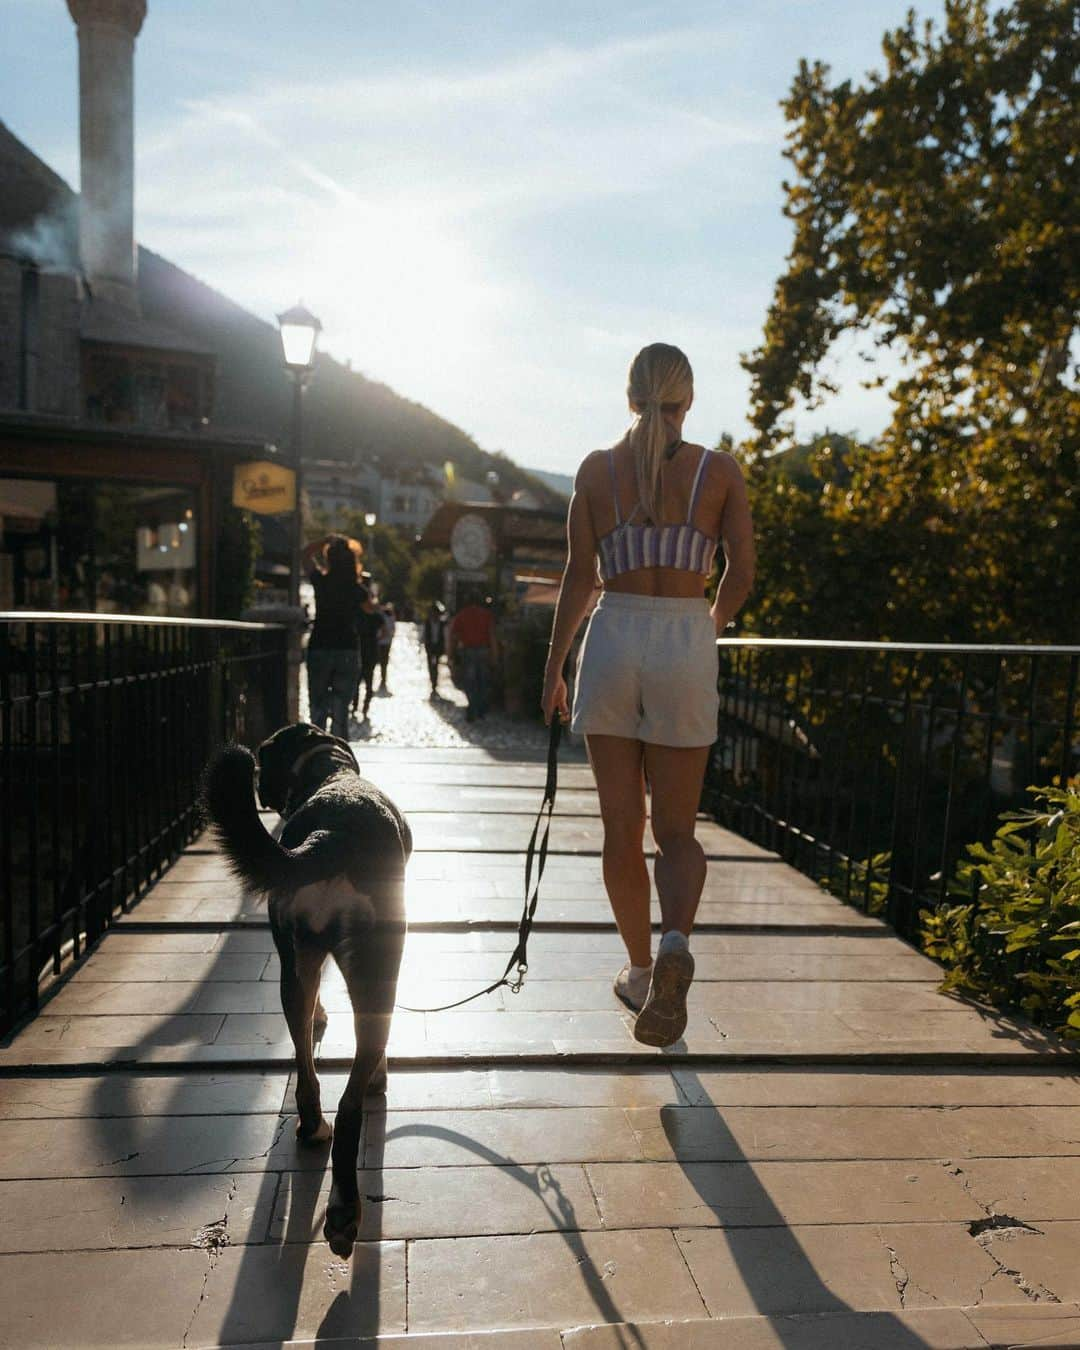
[819,851,892,917]
[919,784,1080,1039]
[215,506,260,618]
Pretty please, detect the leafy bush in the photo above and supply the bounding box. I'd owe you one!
[919,785,1080,1039]
[819,851,891,917]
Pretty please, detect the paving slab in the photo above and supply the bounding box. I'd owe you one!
[624,1103,1080,1162]
[406,1229,708,1332]
[560,1309,985,1348]
[586,1158,985,1228]
[0,1072,287,1119]
[963,1301,1080,1348]
[365,1106,645,1168]
[185,1239,407,1346]
[271,1162,602,1241]
[0,1247,218,1348]
[674,1221,1041,1317]
[0,1170,274,1252]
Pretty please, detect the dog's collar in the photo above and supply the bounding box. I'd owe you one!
[282,741,359,814]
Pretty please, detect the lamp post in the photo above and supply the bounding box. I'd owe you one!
[277,303,322,606]
[364,511,377,585]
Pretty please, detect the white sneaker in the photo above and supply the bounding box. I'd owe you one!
[634,931,694,1047]
[613,962,653,1013]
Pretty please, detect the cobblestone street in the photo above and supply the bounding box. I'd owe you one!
[304,620,581,755]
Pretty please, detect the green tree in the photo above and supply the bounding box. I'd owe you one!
[341,516,415,609]
[743,0,1078,643]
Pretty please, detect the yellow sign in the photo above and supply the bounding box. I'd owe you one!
[232,461,296,514]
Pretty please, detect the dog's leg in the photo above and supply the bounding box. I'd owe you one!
[324,891,405,1258]
[278,935,332,1145]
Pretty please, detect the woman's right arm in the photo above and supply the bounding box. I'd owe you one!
[542,462,600,723]
[302,536,328,575]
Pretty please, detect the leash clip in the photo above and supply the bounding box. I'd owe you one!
[508,962,529,994]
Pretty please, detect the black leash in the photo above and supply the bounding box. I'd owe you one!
[397,712,562,1013]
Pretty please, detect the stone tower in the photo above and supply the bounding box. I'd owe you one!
[66,0,147,312]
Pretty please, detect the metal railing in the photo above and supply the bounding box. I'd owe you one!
[0,613,288,1037]
[705,639,1080,942]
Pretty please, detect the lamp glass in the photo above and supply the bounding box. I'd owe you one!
[364,512,377,527]
[279,322,318,370]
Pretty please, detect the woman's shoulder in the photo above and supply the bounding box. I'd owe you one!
[690,443,744,481]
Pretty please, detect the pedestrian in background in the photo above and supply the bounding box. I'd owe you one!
[420,600,447,693]
[446,590,499,722]
[376,602,396,692]
[301,533,367,740]
[352,590,385,722]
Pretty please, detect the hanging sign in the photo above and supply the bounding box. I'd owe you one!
[232,461,296,514]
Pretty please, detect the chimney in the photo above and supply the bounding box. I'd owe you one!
[67,0,147,312]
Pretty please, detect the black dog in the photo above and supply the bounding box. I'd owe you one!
[203,722,410,1257]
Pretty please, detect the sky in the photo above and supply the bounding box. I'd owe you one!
[5,0,930,475]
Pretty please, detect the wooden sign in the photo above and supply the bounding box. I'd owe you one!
[232,461,296,515]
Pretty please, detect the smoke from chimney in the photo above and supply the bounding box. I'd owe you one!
[66,0,147,312]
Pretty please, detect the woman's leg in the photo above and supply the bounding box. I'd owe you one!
[329,651,358,741]
[643,743,711,935]
[307,650,331,731]
[586,734,651,967]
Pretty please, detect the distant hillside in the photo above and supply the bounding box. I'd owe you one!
[528,468,573,501]
[137,248,558,503]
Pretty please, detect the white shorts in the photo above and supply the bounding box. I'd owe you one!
[571,591,720,747]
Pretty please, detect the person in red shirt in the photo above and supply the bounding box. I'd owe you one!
[446,592,499,721]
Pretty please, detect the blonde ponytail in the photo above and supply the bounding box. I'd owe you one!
[625,344,694,524]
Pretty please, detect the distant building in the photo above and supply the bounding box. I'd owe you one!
[0,3,271,617]
[0,2,561,615]
[304,458,500,536]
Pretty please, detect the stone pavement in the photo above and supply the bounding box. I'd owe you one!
[319,622,562,753]
[2,639,1080,1347]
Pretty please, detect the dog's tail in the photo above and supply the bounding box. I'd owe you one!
[202,745,346,894]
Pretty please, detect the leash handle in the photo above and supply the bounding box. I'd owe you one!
[397,713,562,1014]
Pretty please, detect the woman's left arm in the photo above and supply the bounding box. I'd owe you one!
[710,454,755,633]
[542,469,599,723]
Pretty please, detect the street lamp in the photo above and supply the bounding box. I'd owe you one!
[277,302,322,606]
[364,511,377,580]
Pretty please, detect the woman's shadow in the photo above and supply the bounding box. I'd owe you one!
[657,1063,936,1347]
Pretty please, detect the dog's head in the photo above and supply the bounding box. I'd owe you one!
[256,723,356,813]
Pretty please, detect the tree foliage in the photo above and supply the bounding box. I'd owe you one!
[740,0,1078,642]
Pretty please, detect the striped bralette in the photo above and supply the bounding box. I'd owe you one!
[596,445,717,581]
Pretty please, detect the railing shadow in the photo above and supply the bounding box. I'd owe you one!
[369,1117,648,1349]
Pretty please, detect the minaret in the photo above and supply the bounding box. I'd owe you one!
[66,0,147,312]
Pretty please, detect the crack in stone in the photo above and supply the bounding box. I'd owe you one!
[942,1160,1062,1306]
[877,1230,910,1309]
[181,1177,238,1348]
[97,1151,140,1168]
[179,1114,291,1175]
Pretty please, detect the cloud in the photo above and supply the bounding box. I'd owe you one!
[127,20,884,468]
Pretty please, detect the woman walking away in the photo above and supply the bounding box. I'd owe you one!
[302,534,367,741]
[542,344,755,1047]
[421,600,447,693]
[376,602,397,692]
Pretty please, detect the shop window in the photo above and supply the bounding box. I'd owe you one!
[0,477,197,616]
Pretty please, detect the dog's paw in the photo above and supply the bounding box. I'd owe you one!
[324,1198,360,1257]
[366,1053,388,1096]
[296,1115,333,1146]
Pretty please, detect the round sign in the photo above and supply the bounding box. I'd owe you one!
[450,513,494,570]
